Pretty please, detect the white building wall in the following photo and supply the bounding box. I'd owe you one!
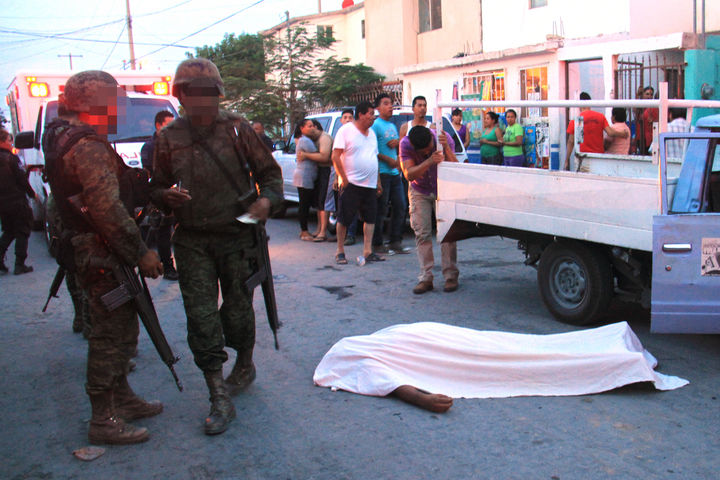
[481,0,631,53]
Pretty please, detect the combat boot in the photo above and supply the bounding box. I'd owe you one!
[225,348,256,396]
[114,375,163,421]
[13,264,33,275]
[88,390,149,445]
[203,370,236,435]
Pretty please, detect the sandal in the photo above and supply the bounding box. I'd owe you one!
[313,235,327,243]
[300,232,314,241]
[335,253,348,265]
[366,253,386,262]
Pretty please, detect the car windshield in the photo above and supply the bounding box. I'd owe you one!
[44,97,177,143]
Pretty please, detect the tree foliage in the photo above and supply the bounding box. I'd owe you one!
[309,57,384,107]
[193,33,265,99]
[263,24,330,128]
[190,25,384,139]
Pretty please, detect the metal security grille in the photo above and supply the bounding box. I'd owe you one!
[615,52,685,101]
[304,81,404,115]
[615,52,685,154]
[347,80,404,106]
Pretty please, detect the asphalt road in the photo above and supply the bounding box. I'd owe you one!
[1,212,719,480]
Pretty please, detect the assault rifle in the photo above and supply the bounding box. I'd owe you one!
[42,266,66,312]
[67,194,183,391]
[244,223,281,350]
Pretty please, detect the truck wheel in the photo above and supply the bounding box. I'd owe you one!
[537,241,612,326]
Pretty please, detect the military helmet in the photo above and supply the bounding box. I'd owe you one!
[172,58,225,98]
[61,70,120,113]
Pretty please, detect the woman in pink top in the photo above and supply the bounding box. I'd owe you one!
[605,107,631,155]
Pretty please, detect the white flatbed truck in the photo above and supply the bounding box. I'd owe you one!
[436,88,720,333]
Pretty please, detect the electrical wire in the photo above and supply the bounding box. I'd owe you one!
[0,29,193,48]
[101,24,127,69]
[129,0,267,66]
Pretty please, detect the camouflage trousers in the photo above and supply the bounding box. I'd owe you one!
[76,253,139,395]
[173,227,256,373]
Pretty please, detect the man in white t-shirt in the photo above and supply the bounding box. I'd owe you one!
[332,101,383,266]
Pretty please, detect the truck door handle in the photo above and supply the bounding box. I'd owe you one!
[662,243,692,253]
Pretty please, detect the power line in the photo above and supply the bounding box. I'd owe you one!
[0,29,194,48]
[102,25,127,69]
[130,0,267,66]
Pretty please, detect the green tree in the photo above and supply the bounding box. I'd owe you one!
[189,34,279,135]
[263,24,332,129]
[193,33,266,100]
[310,57,384,107]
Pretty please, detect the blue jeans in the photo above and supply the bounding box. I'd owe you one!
[373,173,407,246]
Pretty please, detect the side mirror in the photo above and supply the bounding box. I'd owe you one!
[273,140,287,151]
[15,131,35,150]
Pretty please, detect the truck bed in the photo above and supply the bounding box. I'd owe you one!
[436,163,677,252]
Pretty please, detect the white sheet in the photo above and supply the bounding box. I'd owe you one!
[313,322,688,398]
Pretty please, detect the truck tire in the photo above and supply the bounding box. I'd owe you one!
[537,240,612,326]
[43,198,58,258]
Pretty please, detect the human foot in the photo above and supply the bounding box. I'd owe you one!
[391,385,453,413]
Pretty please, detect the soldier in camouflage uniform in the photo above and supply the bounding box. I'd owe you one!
[43,70,164,445]
[46,193,91,337]
[149,58,283,435]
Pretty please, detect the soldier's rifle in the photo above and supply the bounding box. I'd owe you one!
[66,194,183,392]
[244,222,281,350]
[42,266,66,312]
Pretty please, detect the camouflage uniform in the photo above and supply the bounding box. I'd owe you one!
[43,70,163,445]
[46,120,148,394]
[150,111,283,373]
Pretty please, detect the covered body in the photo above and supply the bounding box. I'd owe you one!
[314,322,687,399]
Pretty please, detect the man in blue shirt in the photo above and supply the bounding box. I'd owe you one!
[371,93,410,254]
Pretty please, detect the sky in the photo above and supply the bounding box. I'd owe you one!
[0,0,348,116]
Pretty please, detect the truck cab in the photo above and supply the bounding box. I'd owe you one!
[651,115,720,333]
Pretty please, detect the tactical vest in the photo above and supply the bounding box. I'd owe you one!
[162,116,256,229]
[41,118,128,233]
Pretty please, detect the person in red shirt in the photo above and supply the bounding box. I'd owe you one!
[640,86,658,155]
[564,92,629,170]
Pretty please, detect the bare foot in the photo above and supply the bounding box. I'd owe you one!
[391,385,453,413]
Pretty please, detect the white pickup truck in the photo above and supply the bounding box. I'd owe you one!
[436,93,720,334]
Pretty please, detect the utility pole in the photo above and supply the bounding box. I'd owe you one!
[57,53,83,70]
[126,0,137,70]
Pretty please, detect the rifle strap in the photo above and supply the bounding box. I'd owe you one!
[183,119,253,199]
[194,137,248,198]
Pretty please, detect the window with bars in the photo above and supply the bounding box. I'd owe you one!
[520,66,549,117]
[418,0,442,33]
[317,25,333,47]
[463,70,506,112]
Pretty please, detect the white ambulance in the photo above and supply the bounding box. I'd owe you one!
[7,71,179,229]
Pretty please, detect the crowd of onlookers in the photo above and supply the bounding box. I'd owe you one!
[288,94,460,294]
